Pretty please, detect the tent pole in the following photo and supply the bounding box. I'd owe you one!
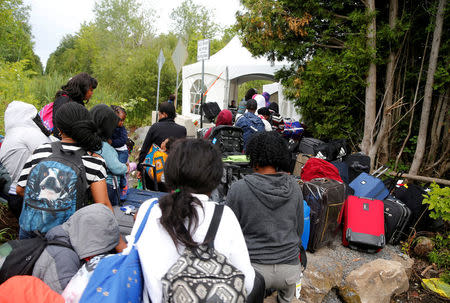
[200,59,205,128]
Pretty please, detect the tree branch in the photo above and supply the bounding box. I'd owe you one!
[313,42,345,49]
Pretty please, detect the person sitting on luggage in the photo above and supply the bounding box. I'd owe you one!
[226,131,304,303]
[235,99,266,151]
[257,107,273,132]
[15,103,115,240]
[130,139,255,303]
[90,104,137,206]
[32,203,120,294]
[203,109,233,139]
[137,102,186,191]
[0,101,52,219]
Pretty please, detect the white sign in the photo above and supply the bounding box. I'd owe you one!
[172,39,188,73]
[157,49,165,71]
[197,39,210,61]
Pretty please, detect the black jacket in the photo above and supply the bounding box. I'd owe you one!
[138,117,187,167]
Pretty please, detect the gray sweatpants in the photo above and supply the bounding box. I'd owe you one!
[252,262,302,303]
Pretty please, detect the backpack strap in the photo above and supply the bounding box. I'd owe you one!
[203,204,224,250]
[134,199,158,243]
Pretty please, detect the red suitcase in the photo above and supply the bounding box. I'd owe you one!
[340,195,385,253]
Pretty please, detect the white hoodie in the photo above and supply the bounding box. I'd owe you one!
[0,101,51,194]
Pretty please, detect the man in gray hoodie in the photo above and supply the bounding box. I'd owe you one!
[32,203,120,294]
[227,131,303,303]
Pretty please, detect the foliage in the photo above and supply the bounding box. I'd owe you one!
[422,183,450,222]
[428,232,450,284]
[0,0,42,73]
[237,80,273,102]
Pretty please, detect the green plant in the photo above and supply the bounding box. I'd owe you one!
[428,232,450,283]
[422,182,450,222]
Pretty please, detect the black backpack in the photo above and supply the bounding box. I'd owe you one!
[209,125,244,156]
[0,233,72,283]
[19,141,88,234]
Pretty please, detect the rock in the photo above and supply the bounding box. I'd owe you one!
[390,252,414,278]
[301,255,343,302]
[263,292,306,303]
[132,126,150,148]
[413,237,434,257]
[340,259,409,303]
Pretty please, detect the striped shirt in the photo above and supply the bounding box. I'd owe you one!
[17,142,107,188]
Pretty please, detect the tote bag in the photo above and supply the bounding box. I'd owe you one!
[80,199,158,303]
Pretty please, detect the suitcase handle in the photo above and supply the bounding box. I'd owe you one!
[141,163,159,191]
[372,165,389,177]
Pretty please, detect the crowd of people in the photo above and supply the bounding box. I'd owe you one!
[0,72,304,303]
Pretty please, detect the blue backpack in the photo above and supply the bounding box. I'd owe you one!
[19,142,88,234]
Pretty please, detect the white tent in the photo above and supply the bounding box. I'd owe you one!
[181,36,299,120]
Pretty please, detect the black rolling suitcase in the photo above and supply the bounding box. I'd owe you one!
[201,102,221,122]
[383,196,412,244]
[298,138,324,155]
[302,178,346,252]
[209,125,244,156]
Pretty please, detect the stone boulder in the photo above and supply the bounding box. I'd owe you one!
[301,255,343,302]
[339,259,409,303]
[413,236,434,257]
[132,126,150,149]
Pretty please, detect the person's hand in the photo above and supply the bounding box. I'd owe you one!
[136,170,141,179]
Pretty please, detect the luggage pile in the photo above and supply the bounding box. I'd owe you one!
[293,136,434,254]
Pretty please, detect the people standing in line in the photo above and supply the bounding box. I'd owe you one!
[167,94,176,104]
[0,101,52,219]
[16,103,114,239]
[91,104,136,206]
[226,131,303,303]
[52,73,98,136]
[257,107,273,132]
[110,105,130,200]
[130,139,255,303]
[203,109,233,139]
[235,99,266,151]
[268,102,285,134]
[138,102,186,191]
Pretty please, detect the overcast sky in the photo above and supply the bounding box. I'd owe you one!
[24,0,242,68]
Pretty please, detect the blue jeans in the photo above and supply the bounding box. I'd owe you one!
[107,183,120,206]
[117,150,128,189]
[19,228,37,240]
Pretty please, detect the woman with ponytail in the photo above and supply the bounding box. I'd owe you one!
[129,139,255,303]
[16,102,114,239]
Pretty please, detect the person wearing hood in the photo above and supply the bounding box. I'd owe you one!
[0,101,52,219]
[268,102,284,133]
[226,131,303,303]
[90,104,136,206]
[235,99,266,151]
[32,203,120,294]
[262,92,271,107]
[204,109,233,139]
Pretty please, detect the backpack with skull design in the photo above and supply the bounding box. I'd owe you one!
[19,141,88,234]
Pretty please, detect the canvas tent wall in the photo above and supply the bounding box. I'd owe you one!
[181,36,299,119]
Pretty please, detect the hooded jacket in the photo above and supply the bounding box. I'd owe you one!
[204,109,233,139]
[32,204,120,294]
[226,173,303,265]
[235,112,265,150]
[0,101,51,194]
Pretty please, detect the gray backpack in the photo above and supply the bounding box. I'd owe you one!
[161,205,247,302]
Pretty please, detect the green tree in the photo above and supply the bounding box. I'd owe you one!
[0,0,42,73]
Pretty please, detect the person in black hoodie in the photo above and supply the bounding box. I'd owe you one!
[138,102,186,190]
[226,131,303,303]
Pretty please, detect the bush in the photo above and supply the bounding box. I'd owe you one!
[422,182,450,222]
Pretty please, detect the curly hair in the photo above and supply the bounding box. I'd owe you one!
[246,131,291,172]
[55,72,97,103]
[111,105,126,116]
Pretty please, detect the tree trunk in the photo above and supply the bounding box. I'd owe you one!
[409,0,447,175]
[361,0,377,167]
[427,88,448,165]
[379,0,398,164]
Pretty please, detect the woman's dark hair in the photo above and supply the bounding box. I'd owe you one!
[164,136,177,153]
[159,101,176,119]
[246,131,290,172]
[245,88,257,101]
[55,72,97,103]
[90,104,120,141]
[257,107,270,117]
[111,105,126,116]
[54,102,102,152]
[159,139,223,248]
